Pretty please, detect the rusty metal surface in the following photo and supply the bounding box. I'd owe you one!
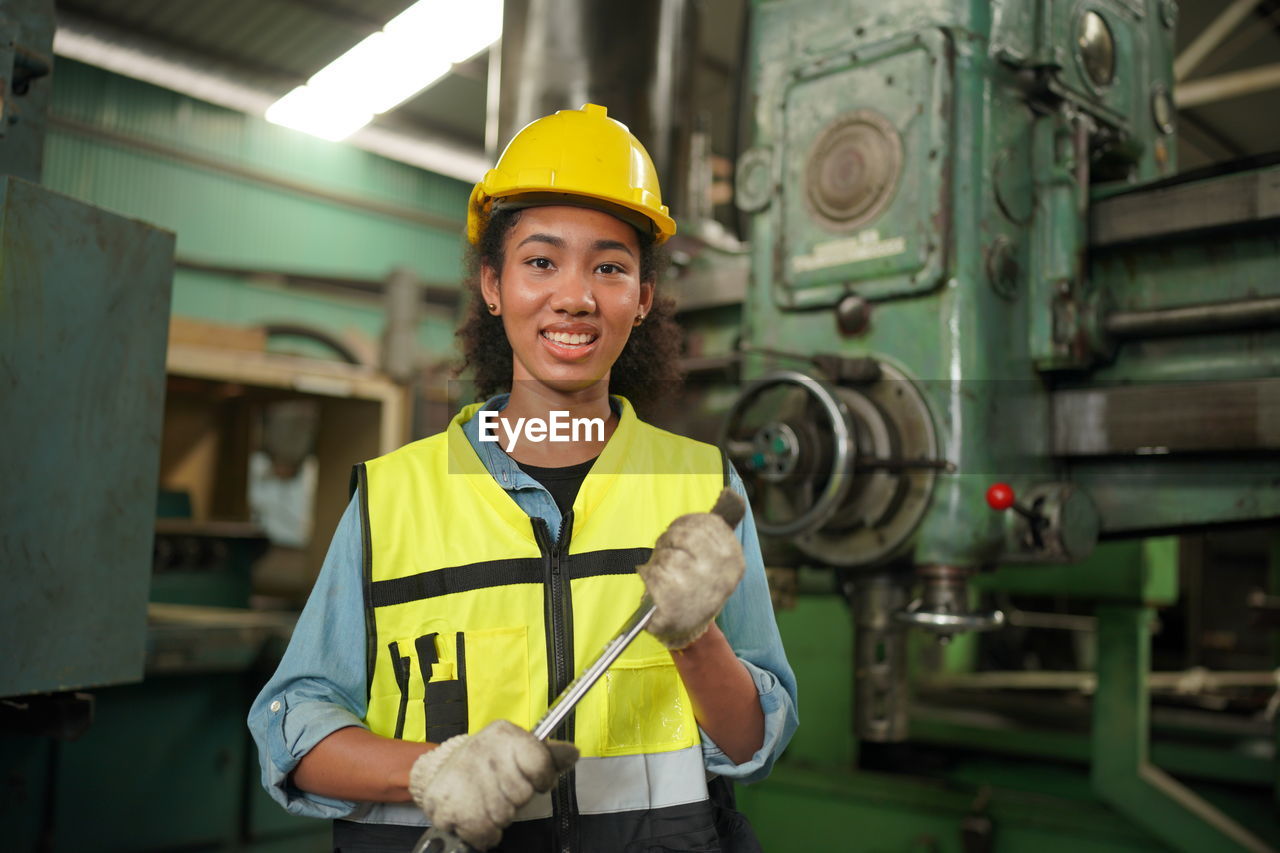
[0,176,174,697]
[1090,164,1280,248]
[0,0,56,182]
[1053,378,1280,456]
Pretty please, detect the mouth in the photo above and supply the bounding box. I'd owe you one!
[539,329,600,360]
[540,330,598,348]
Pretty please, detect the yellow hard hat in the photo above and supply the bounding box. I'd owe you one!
[467,103,676,245]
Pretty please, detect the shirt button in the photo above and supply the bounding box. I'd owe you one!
[270,700,282,713]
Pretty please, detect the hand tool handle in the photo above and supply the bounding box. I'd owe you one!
[710,487,746,529]
[410,491,742,853]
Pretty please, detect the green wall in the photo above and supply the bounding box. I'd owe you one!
[43,59,471,358]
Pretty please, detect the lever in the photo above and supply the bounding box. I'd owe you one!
[985,483,1048,548]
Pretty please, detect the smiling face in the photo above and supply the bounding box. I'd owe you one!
[480,205,654,400]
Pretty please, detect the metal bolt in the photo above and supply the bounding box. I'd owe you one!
[836,294,871,336]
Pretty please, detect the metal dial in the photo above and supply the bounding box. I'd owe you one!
[1077,11,1116,89]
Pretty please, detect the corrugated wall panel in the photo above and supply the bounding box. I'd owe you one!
[44,129,464,275]
[42,59,470,360]
[47,59,470,232]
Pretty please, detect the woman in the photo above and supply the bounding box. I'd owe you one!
[248,104,798,852]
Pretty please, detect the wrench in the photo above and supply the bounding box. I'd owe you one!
[410,490,745,853]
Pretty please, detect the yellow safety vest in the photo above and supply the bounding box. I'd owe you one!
[352,396,726,842]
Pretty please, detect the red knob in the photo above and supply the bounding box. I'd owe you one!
[986,482,1015,511]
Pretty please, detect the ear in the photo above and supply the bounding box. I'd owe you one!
[638,279,655,316]
[480,263,501,313]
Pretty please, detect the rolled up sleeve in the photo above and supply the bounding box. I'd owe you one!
[247,495,371,818]
[702,466,800,783]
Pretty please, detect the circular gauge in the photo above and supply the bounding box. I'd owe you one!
[1077,11,1116,89]
[804,110,902,231]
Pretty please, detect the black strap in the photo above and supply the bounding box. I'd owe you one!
[371,558,544,607]
[354,464,377,698]
[370,548,654,608]
[387,641,411,740]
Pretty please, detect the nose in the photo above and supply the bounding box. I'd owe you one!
[547,267,596,315]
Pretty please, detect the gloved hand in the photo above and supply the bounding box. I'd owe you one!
[409,719,578,851]
[638,489,747,650]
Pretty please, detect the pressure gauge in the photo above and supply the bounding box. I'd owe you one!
[1077,11,1116,89]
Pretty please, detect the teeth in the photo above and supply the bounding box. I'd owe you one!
[543,331,596,345]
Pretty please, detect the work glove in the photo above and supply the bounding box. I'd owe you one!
[408,719,578,851]
[638,489,747,650]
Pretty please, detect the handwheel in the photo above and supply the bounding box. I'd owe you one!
[719,370,855,537]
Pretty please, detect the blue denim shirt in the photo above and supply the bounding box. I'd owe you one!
[248,395,799,820]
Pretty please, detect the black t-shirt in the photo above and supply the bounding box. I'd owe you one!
[515,455,599,518]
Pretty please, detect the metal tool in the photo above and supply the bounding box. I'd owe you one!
[411,491,744,853]
[410,599,654,853]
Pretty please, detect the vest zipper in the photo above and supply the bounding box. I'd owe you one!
[534,513,577,853]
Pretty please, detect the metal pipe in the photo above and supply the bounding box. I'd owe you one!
[852,574,910,742]
[1173,0,1259,82]
[920,668,1280,693]
[498,0,698,216]
[1178,61,1280,110]
[1176,61,1280,109]
[1104,296,1280,339]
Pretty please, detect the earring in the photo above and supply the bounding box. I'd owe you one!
[633,313,646,327]
[487,303,497,312]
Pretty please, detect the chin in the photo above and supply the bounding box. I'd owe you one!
[537,373,607,394]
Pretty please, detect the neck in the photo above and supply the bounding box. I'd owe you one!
[498,378,616,466]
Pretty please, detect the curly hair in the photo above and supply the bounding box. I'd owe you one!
[455,206,683,413]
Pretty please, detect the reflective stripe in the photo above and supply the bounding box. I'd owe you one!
[346,801,428,827]
[575,745,708,815]
[340,747,707,828]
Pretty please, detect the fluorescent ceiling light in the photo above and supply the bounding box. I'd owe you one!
[265,86,374,141]
[267,0,502,142]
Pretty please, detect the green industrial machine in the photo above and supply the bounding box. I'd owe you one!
[724,0,1279,850]
[0,2,326,849]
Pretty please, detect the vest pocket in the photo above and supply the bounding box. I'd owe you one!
[601,656,694,756]
[462,625,533,732]
[418,633,468,744]
[373,631,469,743]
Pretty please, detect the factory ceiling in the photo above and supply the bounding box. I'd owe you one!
[51,0,1280,180]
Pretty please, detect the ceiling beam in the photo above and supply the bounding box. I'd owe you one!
[1174,0,1259,81]
[56,4,304,89]
[275,0,389,35]
[53,12,488,182]
[1176,61,1280,108]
